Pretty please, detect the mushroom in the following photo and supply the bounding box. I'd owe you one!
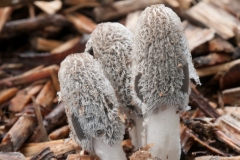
[85,22,144,150]
[132,5,200,160]
[58,53,126,160]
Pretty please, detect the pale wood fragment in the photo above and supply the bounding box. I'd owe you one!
[0,65,59,87]
[197,59,240,77]
[51,37,80,54]
[209,0,240,16]
[66,13,96,34]
[182,20,215,51]
[0,7,13,32]
[93,0,164,22]
[64,0,97,5]
[0,152,25,160]
[125,11,142,33]
[186,1,239,39]
[32,37,63,52]
[0,114,37,151]
[0,88,18,105]
[34,0,62,15]
[222,87,240,106]
[49,125,69,140]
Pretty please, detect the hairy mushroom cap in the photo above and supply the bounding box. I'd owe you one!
[132,5,200,115]
[58,53,125,153]
[85,22,143,116]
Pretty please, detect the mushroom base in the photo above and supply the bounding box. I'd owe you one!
[146,106,180,160]
[93,138,127,160]
[129,116,144,150]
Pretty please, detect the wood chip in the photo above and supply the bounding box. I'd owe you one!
[183,20,215,51]
[186,1,239,39]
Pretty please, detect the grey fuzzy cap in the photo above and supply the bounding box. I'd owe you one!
[58,53,125,153]
[132,5,200,115]
[85,22,143,117]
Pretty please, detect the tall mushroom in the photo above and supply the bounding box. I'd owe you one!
[132,5,200,160]
[85,22,144,150]
[58,53,126,160]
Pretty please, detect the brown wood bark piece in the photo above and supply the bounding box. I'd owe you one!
[190,86,220,119]
[20,139,69,157]
[0,113,37,151]
[182,20,215,51]
[0,63,23,70]
[67,154,100,160]
[34,0,62,15]
[43,103,67,133]
[50,68,60,92]
[63,2,99,14]
[35,80,56,108]
[0,7,13,32]
[220,63,240,90]
[49,125,70,140]
[178,0,192,10]
[9,84,43,112]
[197,59,240,77]
[0,65,59,87]
[93,0,164,22]
[193,53,232,68]
[186,1,239,39]
[0,152,26,160]
[51,37,81,54]
[180,126,195,154]
[0,0,49,7]
[0,87,18,105]
[222,87,240,106]
[0,14,70,39]
[66,13,96,34]
[215,114,240,143]
[20,35,89,66]
[31,37,63,52]
[64,0,97,5]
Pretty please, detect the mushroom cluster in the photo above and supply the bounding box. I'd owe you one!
[58,4,200,160]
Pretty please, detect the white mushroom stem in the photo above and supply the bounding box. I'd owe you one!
[129,117,144,150]
[146,106,180,160]
[93,138,127,160]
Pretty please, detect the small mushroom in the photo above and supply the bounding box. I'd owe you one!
[85,22,144,150]
[132,5,200,160]
[58,53,126,160]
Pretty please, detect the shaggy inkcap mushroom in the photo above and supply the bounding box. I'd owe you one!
[85,22,143,115]
[58,53,126,160]
[132,4,200,160]
[85,22,144,149]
